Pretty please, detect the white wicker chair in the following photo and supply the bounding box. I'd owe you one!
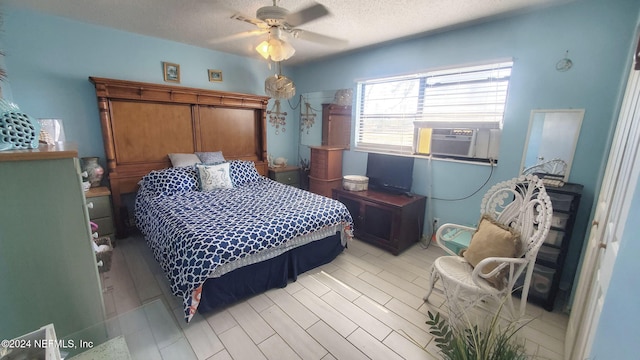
[523,158,567,177]
[424,174,553,320]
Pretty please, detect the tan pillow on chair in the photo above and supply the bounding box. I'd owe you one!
[461,215,520,289]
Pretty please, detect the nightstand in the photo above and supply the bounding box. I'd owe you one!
[268,166,300,187]
[85,186,115,243]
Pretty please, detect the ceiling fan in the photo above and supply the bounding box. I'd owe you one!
[226,0,347,62]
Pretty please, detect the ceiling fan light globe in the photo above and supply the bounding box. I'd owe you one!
[267,38,285,61]
[280,40,296,60]
[256,40,271,59]
[255,34,296,62]
[268,38,295,61]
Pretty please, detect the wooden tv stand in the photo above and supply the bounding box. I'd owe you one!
[332,188,426,255]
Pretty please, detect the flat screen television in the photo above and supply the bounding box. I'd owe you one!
[366,153,414,194]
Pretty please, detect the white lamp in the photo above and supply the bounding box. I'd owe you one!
[255,28,296,62]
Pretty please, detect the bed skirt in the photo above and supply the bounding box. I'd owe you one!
[197,232,344,313]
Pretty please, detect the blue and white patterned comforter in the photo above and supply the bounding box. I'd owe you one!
[135,177,353,322]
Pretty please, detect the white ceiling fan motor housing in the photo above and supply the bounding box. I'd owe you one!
[256,6,289,26]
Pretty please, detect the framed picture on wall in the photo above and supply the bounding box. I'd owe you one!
[163,62,180,83]
[208,69,223,82]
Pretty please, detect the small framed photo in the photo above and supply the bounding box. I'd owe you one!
[208,69,223,82]
[163,62,180,83]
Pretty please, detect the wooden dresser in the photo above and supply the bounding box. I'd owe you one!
[308,104,351,197]
[0,143,105,340]
[333,188,426,255]
[309,145,344,197]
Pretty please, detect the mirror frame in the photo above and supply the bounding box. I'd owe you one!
[520,108,584,182]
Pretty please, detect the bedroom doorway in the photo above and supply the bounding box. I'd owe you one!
[564,35,640,359]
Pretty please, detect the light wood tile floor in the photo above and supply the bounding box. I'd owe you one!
[100,235,569,359]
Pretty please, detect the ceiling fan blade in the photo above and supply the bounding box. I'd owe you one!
[292,29,348,47]
[231,13,269,29]
[211,29,267,44]
[285,2,329,27]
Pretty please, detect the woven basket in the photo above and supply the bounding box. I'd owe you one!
[343,175,369,191]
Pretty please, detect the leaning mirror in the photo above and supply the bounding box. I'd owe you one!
[520,109,584,182]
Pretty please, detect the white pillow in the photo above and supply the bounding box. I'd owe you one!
[168,153,201,168]
[196,163,233,191]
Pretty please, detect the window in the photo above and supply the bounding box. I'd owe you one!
[355,60,513,156]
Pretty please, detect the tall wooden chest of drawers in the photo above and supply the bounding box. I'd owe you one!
[322,103,351,149]
[309,145,344,197]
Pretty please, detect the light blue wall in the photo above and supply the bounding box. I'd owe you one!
[3,2,639,330]
[291,0,640,289]
[2,7,298,165]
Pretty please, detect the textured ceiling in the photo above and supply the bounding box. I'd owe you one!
[6,0,572,65]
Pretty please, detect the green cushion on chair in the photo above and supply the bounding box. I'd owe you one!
[442,229,473,255]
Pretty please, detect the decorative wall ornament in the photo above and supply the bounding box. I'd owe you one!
[208,69,223,82]
[555,50,573,72]
[300,99,316,134]
[163,62,180,83]
[267,99,287,135]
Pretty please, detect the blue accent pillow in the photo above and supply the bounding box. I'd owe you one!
[229,160,262,186]
[142,167,198,195]
[196,151,226,165]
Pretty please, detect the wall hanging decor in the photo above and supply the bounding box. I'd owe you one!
[0,99,40,151]
[208,69,223,82]
[267,100,287,135]
[555,50,573,72]
[300,98,316,134]
[163,62,180,83]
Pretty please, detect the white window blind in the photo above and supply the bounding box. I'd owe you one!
[355,61,513,154]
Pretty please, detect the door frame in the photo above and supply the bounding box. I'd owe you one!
[565,41,640,359]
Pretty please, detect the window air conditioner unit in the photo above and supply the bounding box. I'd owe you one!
[429,128,476,157]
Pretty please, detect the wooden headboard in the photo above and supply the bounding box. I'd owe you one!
[89,77,270,237]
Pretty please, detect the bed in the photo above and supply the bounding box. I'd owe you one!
[135,161,353,321]
[90,77,353,322]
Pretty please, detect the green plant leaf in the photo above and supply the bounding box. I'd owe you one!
[424,299,531,360]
